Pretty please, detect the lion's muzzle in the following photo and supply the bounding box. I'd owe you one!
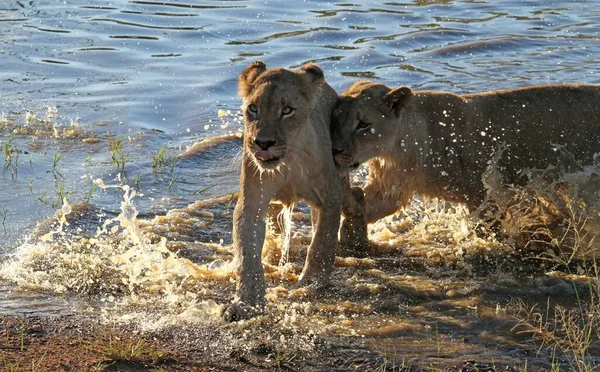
[251,138,284,166]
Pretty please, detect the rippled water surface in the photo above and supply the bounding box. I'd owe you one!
[1,0,600,369]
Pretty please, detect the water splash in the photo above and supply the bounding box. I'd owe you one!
[278,203,295,267]
[0,179,230,328]
[40,197,72,242]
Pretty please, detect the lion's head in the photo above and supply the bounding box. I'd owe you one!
[238,60,325,171]
[331,81,412,170]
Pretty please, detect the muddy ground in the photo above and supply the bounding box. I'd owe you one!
[1,313,532,372]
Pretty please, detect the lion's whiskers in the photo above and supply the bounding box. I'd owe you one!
[228,148,244,172]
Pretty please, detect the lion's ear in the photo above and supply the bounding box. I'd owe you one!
[382,87,412,117]
[238,60,267,98]
[299,62,324,87]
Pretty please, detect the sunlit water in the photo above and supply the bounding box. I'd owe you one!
[1,0,600,368]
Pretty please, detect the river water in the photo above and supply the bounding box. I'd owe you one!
[1,0,600,369]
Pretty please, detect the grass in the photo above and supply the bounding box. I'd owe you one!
[193,184,216,196]
[53,182,70,209]
[48,151,63,179]
[0,318,177,371]
[152,145,178,174]
[133,173,141,190]
[2,135,20,177]
[273,349,298,369]
[109,137,130,170]
[0,319,48,372]
[152,145,167,170]
[511,200,600,371]
[151,145,183,192]
[0,356,46,372]
[52,151,62,170]
[167,174,178,191]
[85,181,97,204]
[84,330,167,368]
[1,207,8,233]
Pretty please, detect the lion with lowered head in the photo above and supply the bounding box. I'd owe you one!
[223,61,343,321]
[331,81,600,228]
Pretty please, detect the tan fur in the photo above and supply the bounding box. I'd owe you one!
[332,82,600,223]
[223,61,342,321]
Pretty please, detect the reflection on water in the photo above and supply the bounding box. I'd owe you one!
[1,0,600,368]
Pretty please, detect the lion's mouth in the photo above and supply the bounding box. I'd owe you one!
[253,150,283,165]
[333,153,359,169]
[333,154,361,173]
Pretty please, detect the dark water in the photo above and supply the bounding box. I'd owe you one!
[1,0,600,368]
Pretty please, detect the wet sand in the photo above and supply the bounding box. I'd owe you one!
[1,313,530,371]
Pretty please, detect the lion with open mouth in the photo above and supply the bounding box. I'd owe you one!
[223,61,343,321]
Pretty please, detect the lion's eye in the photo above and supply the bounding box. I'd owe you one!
[281,106,294,117]
[356,121,371,133]
[248,104,258,114]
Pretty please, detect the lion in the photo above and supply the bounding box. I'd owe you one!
[222,61,344,321]
[331,81,600,229]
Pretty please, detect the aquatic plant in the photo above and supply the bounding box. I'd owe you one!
[1,208,9,233]
[167,174,178,191]
[84,181,97,204]
[2,135,20,177]
[192,184,216,196]
[50,151,63,178]
[52,183,70,209]
[133,173,140,190]
[152,145,179,174]
[109,137,130,170]
[152,145,167,170]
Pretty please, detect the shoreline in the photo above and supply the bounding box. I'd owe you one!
[0,313,530,371]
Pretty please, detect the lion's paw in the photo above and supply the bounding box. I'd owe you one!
[297,274,330,291]
[222,301,263,322]
[339,218,370,257]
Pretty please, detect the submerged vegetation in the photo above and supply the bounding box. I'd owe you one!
[109,137,130,171]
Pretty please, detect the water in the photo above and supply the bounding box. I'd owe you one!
[1,0,600,368]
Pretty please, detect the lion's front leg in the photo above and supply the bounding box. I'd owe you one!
[339,174,369,255]
[223,164,277,322]
[299,182,342,286]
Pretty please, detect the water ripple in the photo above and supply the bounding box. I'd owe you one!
[129,1,245,10]
[109,35,160,40]
[91,17,204,31]
[23,25,70,33]
[226,26,341,45]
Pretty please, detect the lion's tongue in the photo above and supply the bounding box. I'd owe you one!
[255,150,274,161]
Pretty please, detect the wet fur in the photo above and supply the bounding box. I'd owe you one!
[332,82,600,224]
[223,61,342,321]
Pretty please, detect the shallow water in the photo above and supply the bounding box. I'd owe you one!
[1,0,600,369]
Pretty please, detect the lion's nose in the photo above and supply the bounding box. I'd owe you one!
[332,148,344,156]
[254,139,276,150]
